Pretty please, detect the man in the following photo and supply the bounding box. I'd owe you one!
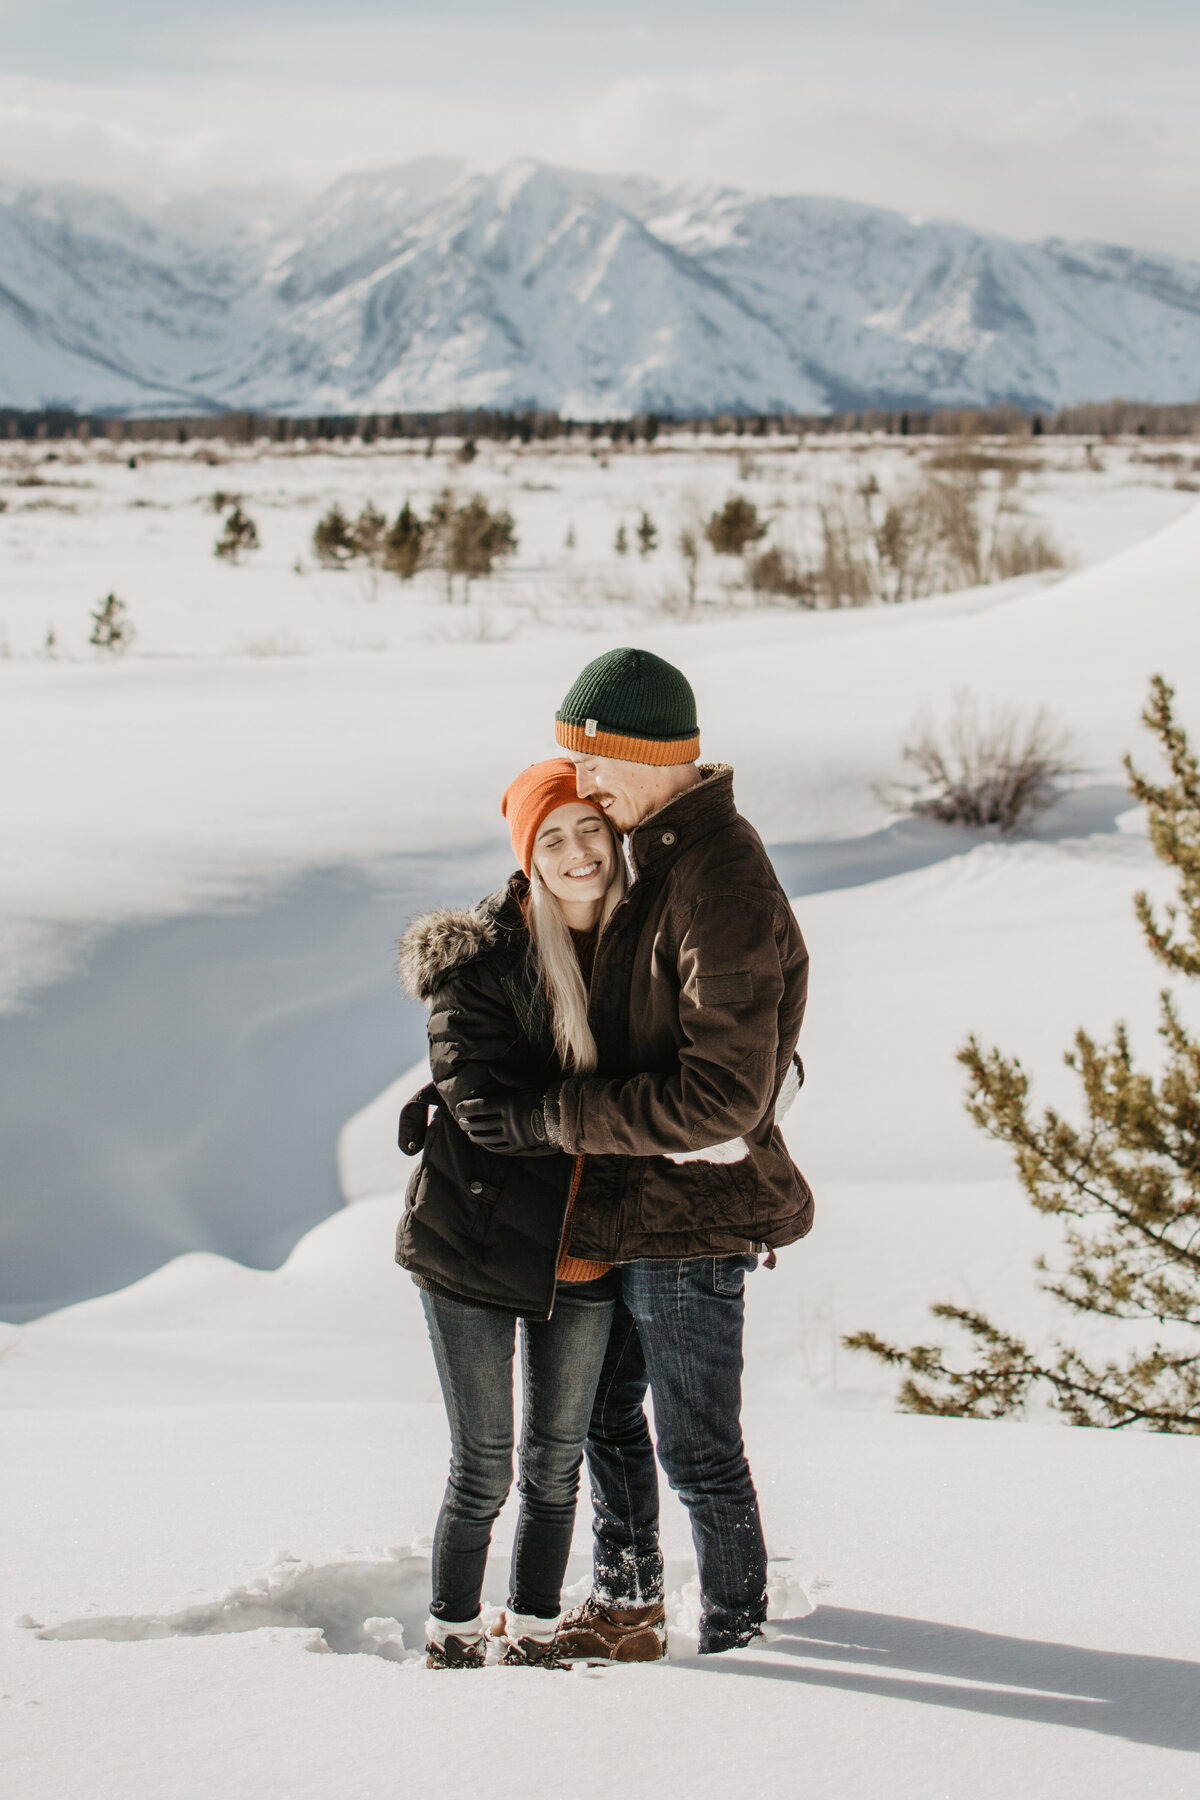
[458,646,813,1657]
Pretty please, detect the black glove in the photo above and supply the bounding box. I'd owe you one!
[456,1092,548,1155]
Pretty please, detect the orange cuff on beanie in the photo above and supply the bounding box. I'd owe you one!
[502,758,608,877]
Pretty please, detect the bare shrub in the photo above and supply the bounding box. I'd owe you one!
[433,608,516,644]
[816,488,874,605]
[921,472,986,588]
[991,524,1065,579]
[677,526,701,607]
[748,544,815,605]
[652,583,693,619]
[924,447,1039,476]
[813,466,1063,607]
[888,694,1076,833]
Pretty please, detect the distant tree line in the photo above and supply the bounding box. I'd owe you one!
[6,400,1200,446]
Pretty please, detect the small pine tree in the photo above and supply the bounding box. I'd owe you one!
[383,502,425,581]
[312,504,356,567]
[846,677,1200,1432]
[705,495,768,557]
[565,524,576,551]
[214,505,260,562]
[90,593,133,654]
[350,501,388,566]
[636,511,658,559]
[457,437,478,465]
[614,523,629,556]
[447,494,518,602]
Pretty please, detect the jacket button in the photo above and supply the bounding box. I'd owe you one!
[661,830,676,846]
[469,1181,483,1194]
[406,1141,417,1152]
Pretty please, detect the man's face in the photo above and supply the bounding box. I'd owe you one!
[563,751,663,833]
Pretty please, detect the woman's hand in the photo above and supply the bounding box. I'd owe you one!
[456,1092,550,1154]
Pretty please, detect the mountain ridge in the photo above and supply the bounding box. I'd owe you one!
[2,158,1199,416]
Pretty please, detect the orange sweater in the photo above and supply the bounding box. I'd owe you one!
[557,1153,610,1283]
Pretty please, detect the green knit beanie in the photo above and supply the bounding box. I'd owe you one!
[555,647,699,765]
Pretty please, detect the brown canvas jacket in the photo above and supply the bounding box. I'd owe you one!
[549,764,814,1262]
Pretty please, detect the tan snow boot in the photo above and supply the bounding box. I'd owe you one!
[556,1597,667,1662]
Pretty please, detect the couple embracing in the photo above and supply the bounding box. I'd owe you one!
[396,647,813,1668]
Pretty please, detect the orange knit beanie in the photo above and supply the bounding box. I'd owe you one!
[502,759,608,877]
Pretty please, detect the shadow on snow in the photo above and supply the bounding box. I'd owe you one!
[698,1606,1200,1753]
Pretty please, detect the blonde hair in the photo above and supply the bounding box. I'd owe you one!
[526,823,626,1075]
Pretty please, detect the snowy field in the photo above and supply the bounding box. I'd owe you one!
[2,434,1199,1796]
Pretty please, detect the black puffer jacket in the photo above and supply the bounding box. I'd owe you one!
[394,877,575,1320]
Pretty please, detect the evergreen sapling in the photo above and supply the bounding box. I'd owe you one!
[215,506,260,562]
[845,677,1200,1432]
[90,593,134,654]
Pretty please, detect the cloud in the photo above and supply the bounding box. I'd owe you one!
[1,29,1198,261]
[573,72,1200,258]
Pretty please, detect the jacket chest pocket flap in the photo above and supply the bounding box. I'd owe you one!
[696,970,753,1007]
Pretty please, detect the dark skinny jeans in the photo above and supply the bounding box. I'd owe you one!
[421,1273,617,1623]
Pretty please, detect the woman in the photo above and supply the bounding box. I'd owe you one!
[396,758,628,1670]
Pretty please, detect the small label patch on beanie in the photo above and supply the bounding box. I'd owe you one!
[585,718,597,737]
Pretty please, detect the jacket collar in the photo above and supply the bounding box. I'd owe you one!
[396,873,528,1000]
[628,764,736,877]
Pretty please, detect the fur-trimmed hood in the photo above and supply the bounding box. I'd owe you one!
[396,881,523,1002]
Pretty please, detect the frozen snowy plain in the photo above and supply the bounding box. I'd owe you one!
[2,433,1199,1797]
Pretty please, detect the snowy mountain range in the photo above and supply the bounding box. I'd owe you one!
[3,156,1200,417]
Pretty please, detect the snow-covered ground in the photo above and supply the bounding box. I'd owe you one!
[2,438,1199,1796]
[1,430,1195,1004]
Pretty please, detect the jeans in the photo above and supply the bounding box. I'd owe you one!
[583,1254,767,1654]
[421,1274,616,1622]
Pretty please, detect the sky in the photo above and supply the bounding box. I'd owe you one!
[1,0,1198,257]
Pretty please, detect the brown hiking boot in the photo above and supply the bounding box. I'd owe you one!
[425,1632,487,1669]
[556,1597,667,1663]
